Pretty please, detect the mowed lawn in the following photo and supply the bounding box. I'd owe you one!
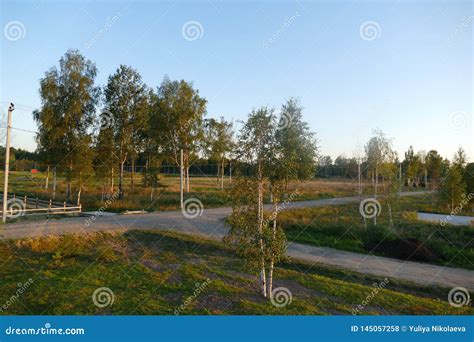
[0,230,471,315]
[280,196,474,270]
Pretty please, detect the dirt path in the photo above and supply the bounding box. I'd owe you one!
[2,191,472,290]
[417,212,474,226]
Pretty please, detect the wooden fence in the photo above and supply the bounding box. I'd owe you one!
[0,193,81,217]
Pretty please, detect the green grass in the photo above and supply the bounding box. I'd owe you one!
[0,230,471,315]
[280,196,474,270]
[2,171,431,214]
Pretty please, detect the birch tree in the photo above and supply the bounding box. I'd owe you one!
[103,65,148,199]
[364,130,394,226]
[94,117,116,194]
[33,49,99,202]
[151,77,206,192]
[438,165,465,211]
[265,99,318,294]
[226,107,277,298]
[203,117,235,189]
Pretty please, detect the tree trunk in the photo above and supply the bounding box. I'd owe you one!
[110,167,114,193]
[260,262,267,298]
[66,161,72,202]
[451,187,454,212]
[119,160,125,199]
[131,158,135,191]
[221,159,224,190]
[267,196,278,296]
[375,166,378,198]
[257,162,267,298]
[145,156,149,187]
[45,165,50,191]
[77,171,83,205]
[388,203,393,230]
[186,166,190,193]
[374,166,378,226]
[52,167,57,200]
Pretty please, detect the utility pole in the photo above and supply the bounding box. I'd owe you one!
[180,149,184,210]
[52,166,57,199]
[358,159,362,199]
[399,162,402,195]
[2,103,14,223]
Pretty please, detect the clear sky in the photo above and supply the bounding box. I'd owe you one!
[1,0,472,162]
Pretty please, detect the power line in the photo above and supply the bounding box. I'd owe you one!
[0,126,38,134]
[11,127,38,134]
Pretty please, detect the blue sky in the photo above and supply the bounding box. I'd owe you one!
[1,0,472,161]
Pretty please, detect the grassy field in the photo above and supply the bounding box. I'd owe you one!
[0,230,471,315]
[0,171,362,212]
[280,196,474,270]
[1,171,430,213]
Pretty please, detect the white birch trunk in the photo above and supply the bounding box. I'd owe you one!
[257,162,267,298]
[52,167,57,200]
[221,159,224,190]
[45,165,50,191]
[111,167,114,193]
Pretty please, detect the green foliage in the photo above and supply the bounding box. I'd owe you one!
[466,163,474,198]
[32,49,100,200]
[438,165,466,210]
[425,150,443,187]
[103,65,149,197]
[274,98,318,184]
[203,117,234,162]
[150,77,207,165]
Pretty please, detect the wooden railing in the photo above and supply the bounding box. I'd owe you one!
[0,193,81,217]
